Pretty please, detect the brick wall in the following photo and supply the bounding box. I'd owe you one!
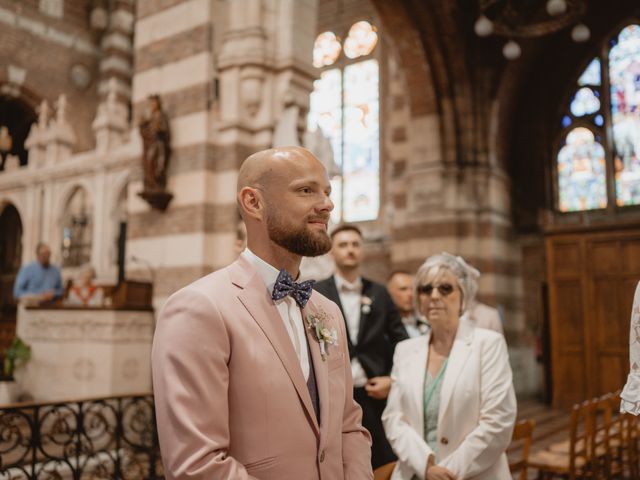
[0,0,101,153]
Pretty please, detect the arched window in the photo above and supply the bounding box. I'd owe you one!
[61,186,92,268]
[308,21,380,223]
[556,24,640,212]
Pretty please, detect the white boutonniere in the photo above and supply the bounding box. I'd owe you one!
[361,296,372,315]
[305,310,338,360]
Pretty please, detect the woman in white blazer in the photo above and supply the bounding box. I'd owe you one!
[382,253,516,480]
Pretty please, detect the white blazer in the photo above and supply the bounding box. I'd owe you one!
[382,317,516,480]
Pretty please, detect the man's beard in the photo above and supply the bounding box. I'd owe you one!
[266,207,331,257]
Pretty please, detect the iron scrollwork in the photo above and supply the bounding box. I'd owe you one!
[0,394,162,479]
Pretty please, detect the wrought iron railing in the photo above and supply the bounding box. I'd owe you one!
[0,393,163,479]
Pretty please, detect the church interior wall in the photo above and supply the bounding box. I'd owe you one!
[0,0,101,153]
[1,0,638,404]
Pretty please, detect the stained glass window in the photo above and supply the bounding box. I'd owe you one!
[570,88,600,116]
[578,58,601,86]
[557,128,607,212]
[309,69,343,166]
[308,22,380,223]
[556,23,640,213]
[609,25,640,206]
[313,32,342,68]
[343,60,379,222]
[344,21,378,60]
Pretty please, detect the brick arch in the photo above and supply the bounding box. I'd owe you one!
[372,0,479,167]
[370,0,437,118]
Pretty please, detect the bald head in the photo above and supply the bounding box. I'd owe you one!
[236,146,334,259]
[237,146,323,195]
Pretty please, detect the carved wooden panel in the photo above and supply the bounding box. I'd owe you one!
[546,228,640,408]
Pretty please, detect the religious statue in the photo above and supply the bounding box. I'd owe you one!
[138,95,173,210]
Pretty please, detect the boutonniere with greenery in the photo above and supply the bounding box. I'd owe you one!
[305,310,338,360]
[361,296,372,315]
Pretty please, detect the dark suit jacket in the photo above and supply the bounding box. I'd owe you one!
[314,275,409,378]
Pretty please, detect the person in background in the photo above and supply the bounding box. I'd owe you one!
[65,265,104,307]
[387,270,429,338]
[382,252,516,480]
[314,224,409,469]
[13,243,63,305]
[459,258,504,334]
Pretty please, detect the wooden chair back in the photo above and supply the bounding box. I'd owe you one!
[567,399,596,479]
[591,393,614,478]
[509,419,535,480]
[373,461,396,480]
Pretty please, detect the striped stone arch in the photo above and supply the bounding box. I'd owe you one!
[371,0,480,167]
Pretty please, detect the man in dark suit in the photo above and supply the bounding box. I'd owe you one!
[314,224,408,469]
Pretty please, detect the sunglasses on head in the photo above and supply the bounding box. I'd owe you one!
[417,283,456,296]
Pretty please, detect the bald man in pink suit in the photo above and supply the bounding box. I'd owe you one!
[152,147,372,480]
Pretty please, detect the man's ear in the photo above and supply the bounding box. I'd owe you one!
[238,187,264,221]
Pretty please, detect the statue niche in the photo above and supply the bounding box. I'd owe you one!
[137,95,173,211]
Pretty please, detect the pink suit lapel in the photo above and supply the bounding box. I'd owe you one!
[230,257,320,435]
[302,296,331,444]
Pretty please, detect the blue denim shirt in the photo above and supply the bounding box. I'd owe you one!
[13,261,63,299]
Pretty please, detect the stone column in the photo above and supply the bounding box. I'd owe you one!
[97,0,135,106]
[128,0,318,308]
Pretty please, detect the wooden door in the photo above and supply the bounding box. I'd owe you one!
[546,226,640,408]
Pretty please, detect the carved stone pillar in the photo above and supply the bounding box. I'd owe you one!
[93,79,129,152]
[44,95,76,164]
[24,100,49,169]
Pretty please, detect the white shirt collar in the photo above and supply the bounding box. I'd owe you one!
[241,248,281,295]
[401,311,425,327]
[334,273,362,292]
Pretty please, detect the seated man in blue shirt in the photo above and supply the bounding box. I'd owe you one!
[13,243,63,304]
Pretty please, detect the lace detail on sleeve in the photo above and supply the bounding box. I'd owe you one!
[621,282,640,415]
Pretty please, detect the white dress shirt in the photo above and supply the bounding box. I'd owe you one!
[335,274,369,387]
[242,249,310,381]
[402,311,429,338]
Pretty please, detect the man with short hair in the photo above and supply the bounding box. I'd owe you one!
[152,147,372,480]
[314,225,408,469]
[386,270,429,338]
[13,243,63,304]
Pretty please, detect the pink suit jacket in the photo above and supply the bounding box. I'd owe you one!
[152,255,373,479]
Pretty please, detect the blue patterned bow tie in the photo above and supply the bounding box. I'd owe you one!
[271,269,315,308]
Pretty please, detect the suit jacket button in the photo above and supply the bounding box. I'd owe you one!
[440,437,449,445]
[319,450,325,462]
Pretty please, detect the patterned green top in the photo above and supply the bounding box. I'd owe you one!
[423,358,448,454]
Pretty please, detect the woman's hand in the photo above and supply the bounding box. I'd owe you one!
[425,465,457,480]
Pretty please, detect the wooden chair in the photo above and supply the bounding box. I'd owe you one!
[373,461,396,480]
[528,400,595,480]
[621,412,640,479]
[510,419,536,480]
[590,393,614,478]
